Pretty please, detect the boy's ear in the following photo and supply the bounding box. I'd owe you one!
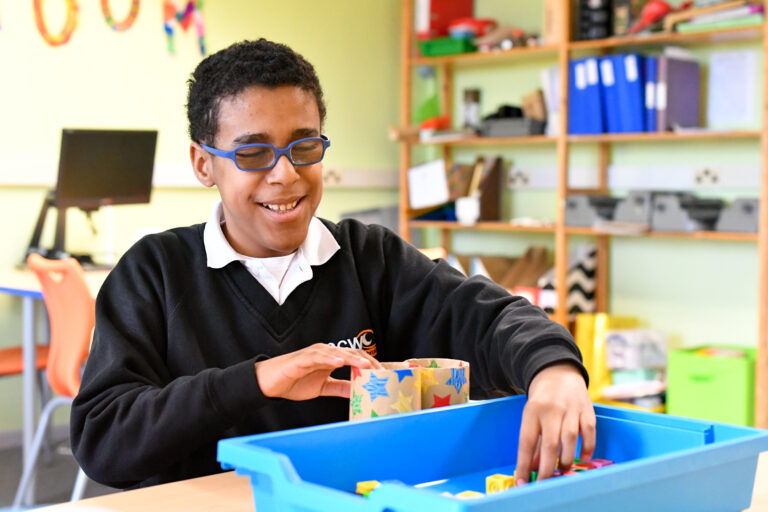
[190,142,215,187]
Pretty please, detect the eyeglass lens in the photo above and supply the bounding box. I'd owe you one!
[234,138,325,170]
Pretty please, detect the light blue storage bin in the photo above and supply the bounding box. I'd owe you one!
[218,396,768,511]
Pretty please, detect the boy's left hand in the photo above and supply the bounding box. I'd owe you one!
[515,363,595,485]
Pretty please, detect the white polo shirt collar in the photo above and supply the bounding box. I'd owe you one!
[203,201,340,304]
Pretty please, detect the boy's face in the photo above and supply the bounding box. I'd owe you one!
[191,85,324,258]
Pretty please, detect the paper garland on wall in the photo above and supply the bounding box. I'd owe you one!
[163,0,206,56]
[27,0,205,53]
[33,0,79,47]
[101,0,140,31]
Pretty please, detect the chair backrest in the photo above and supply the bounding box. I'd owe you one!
[26,253,95,398]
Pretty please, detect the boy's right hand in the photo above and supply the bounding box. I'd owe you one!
[254,343,383,400]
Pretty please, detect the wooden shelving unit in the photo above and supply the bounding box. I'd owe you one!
[409,220,556,234]
[398,1,767,428]
[569,130,762,143]
[416,135,556,146]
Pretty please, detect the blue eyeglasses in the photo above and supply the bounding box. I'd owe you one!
[201,135,331,172]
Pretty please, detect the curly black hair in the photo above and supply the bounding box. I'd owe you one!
[186,39,327,145]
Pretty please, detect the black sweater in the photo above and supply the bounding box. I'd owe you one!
[70,219,586,489]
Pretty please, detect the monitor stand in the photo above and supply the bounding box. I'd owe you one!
[24,190,111,270]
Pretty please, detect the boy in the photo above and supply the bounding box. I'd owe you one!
[71,39,595,490]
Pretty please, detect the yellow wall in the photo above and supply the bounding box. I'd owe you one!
[0,0,401,430]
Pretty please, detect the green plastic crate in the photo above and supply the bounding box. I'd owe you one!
[667,346,755,426]
[418,37,476,57]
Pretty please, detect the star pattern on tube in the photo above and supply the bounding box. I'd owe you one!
[447,367,467,394]
[350,390,363,417]
[363,374,389,401]
[394,369,413,382]
[390,391,414,414]
[432,394,451,408]
[421,368,438,391]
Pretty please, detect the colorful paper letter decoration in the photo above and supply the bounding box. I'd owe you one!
[163,0,206,55]
[101,0,140,31]
[33,0,79,47]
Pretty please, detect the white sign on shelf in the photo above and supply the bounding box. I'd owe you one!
[707,50,757,129]
[407,159,449,210]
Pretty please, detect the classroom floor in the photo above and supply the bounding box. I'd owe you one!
[0,440,119,509]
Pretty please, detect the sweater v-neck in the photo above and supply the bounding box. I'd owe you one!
[220,261,321,339]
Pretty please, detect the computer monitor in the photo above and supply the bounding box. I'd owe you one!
[26,128,158,265]
[55,128,157,210]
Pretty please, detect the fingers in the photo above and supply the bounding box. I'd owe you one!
[321,377,351,398]
[291,344,380,373]
[517,405,597,485]
[558,411,581,472]
[578,409,597,462]
[255,344,381,400]
[515,407,540,486]
[536,415,561,480]
[350,347,383,370]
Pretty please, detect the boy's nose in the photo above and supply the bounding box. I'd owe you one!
[265,154,300,185]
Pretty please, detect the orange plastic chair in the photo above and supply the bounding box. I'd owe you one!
[13,253,95,507]
[0,346,48,378]
[0,299,51,409]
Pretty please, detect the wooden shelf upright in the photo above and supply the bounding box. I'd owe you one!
[397,0,767,428]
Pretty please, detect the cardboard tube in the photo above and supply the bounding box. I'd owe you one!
[406,358,470,409]
[349,362,422,420]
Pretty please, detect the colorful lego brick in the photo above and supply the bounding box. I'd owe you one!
[530,470,538,482]
[455,490,484,499]
[588,458,614,468]
[355,480,380,496]
[571,463,591,471]
[485,473,515,493]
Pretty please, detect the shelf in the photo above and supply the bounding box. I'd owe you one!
[410,44,559,67]
[416,135,556,146]
[568,130,761,143]
[413,131,759,146]
[407,25,762,68]
[565,226,758,242]
[400,0,768,428]
[408,221,758,242]
[408,220,555,233]
[568,25,763,51]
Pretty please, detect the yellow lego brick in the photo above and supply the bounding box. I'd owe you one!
[455,490,484,499]
[485,473,516,493]
[355,480,380,496]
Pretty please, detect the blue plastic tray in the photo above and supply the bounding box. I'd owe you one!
[218,396,768,511]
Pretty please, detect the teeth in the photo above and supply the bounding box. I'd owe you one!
[263,200,299,212]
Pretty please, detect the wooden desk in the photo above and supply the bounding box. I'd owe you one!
[0,268,108,505]
[34,451,768,512]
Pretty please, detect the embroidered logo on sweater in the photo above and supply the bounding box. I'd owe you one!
[327,329,377,357]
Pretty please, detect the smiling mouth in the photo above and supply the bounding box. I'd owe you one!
[260,198,301,213]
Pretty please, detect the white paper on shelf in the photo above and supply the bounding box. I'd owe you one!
[407,159,449,209]
[707,49,757,129]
